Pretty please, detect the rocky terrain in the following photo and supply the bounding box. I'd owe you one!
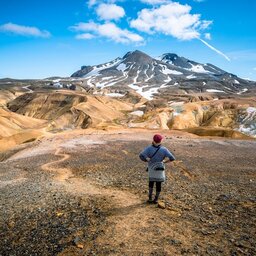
[0,130,255,255]
[0,76,255,153]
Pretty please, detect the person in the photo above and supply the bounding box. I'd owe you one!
[139,134,175,204]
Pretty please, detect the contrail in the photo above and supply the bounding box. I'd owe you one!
[198,38,230,61]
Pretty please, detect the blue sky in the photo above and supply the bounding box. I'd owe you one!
[0,0,256,80]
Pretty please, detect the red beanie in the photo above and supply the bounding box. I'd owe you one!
[153,134,163,143]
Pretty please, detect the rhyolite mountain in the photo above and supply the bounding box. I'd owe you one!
[1,50,256,146]
[71,50,255,100]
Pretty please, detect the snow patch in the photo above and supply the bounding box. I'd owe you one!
[160,83,170,88]
[86,77,95,87]
[206,89,225,93]
[142,87,159,100]
[130,110,144,117]
[160,65,183,75]
[22,85,33,93]
[169,102,184,117]
[93,91,104,95]
[186,75,197,79]
[128,84,158,100]
[188,64,212,74]
[133,70,140,84]
[116,63,127,72]
[103,72,129,88]
[169,101,184,107]
[237,88,248,95]
[53,82,63,88]
[237,107,256,137]
[106,93,125,97]
[84,58,121,78]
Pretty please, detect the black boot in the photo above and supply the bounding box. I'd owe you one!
[153,191,160,204]
[147,187,153,203]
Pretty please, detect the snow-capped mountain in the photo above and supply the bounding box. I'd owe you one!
[71,50,255,100]
[71,50,187,87]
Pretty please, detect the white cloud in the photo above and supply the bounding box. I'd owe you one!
[131,2,230,61]
[71,21,144,44]
[83,1,229,61]
[130,2,210,40]
[88,0,97,7]
[76,33,95,39]
[88,0,125,7]
[0,23,51,38]
[204,33,211,40]
[199,20,212,30]
[70,21,98,31]
[96,4,125,20]
[140,0,170,4]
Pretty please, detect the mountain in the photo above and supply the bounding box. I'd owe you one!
[1,50,255,148]
[71,50,255,100]
[159,53,226,74]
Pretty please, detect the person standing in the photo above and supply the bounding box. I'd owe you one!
[139,134,175,204]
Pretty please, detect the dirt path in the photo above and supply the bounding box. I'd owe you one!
[41,147,74,181]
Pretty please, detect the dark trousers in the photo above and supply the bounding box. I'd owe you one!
[149,181,162,192]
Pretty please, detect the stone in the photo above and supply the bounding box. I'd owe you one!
[166,206,182,217]
[76,244,84,249]
[169,239,182,246]
[56,212,64,217]
[73,237,84,249]
[158,201,166,209]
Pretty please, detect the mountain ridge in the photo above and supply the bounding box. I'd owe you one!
[71,50,255,100]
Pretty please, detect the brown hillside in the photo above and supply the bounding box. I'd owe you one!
[0,107,46,138]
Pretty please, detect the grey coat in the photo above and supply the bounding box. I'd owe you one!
[139,145,175,182]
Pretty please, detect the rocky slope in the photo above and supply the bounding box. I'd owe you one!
[0,107,45,138]
[0,107,46,151]
[6,90,136,131]
[1,130,255,255]
[7,91,91,130]
[2,89,256,142]
[123,98,256,138]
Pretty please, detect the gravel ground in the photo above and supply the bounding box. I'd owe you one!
[0,130,255,255]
